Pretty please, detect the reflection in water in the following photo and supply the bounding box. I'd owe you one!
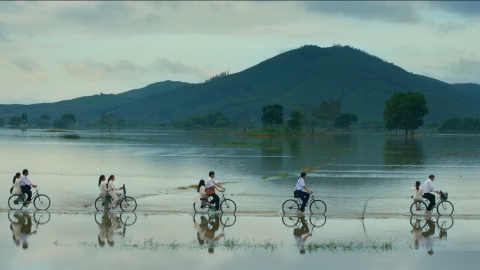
[409,216,453,255]
[384,137,424,166]
[95,212,137,247]
[8,210,50,249]
[193,213,236,253]
[281,215,327,254]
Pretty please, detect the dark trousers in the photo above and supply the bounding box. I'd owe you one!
[209,193,220,210]
[423,193,436,211]
[295,190,310,212]
[20,186,32,201]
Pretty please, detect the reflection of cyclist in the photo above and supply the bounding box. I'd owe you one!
[293,216,311,254]
[410,219,423,250]
[422,174,440,214]
[422,217,435,255]
[295,172,313,214]
[205,215,224,253]
[193,215,209,245]
[106,213,123,246]
[19,214,36,249]
[10,216,22,247]
[96,212,110,247]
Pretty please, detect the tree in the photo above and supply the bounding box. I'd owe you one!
[287,110,304,133]
[299,103,318,134]
[427,121,438,132]
[315,98,341,131]
[8,116,21,126]
[383,91,428,135]
[53,113,76,129]
[239,111,250,133]
[0,116,5,126]
[261,104,284,134]
[334,113,358,131]
[439,117,463,132]
[20,112,28,127]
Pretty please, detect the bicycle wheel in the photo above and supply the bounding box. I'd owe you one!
[95,197,110,211]
[193,198,211,213]
[282,216,299,227]
[220,199,236,214]
[33,195,51,210]
[120,196,137,212]
[120,212,137,226]
[309,215,327,227]
[309,200,327,214]
[437,201,454,216]
[409,217,427,229]
[282,199,299,214]
[220,214,236,227]
[34,211,51,224]
[8,195,25,210]
[410,201,427,215]
[436,216,454,230]
[8,210,23,223]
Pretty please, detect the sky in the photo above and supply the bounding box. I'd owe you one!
[0,1,479,104]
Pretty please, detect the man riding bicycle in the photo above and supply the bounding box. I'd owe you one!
[295,172,313,214]
[422,174,440,214]
[19,169,37,205]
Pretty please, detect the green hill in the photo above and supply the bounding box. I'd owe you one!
[116,45,480,123]
[1,46,479,125]
[0,80,189,122]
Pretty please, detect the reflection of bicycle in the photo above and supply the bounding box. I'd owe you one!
[282,193,326,214]
[95,212,137,227]
[410,216,454,231]
[193,191,236,214]
[193,213,236,227]
[8,210,51,229]
[410,191,453,216]
[8,188,51,210]
[95,184,137,212]
[282,215,326,228]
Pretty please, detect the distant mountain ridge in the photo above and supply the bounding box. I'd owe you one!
[1,45,479,124]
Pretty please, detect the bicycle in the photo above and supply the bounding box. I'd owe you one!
[193,212,236,227]
[94,184,137,212]
[8,188,51,211]
[410,215,454,231]
[410,191,453,216]
[282,193,326,214]
[193,190,236,214]
[282,214,327,228]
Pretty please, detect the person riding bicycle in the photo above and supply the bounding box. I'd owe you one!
[19,169,37,205]
[422,174,440,214]
[97,175,108,199]
[107,175,123,210]
[205,171,225,212]
[295,172,313,214]
[194,179,211,209]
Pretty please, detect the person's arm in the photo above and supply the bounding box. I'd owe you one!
[213,181,225,192]
[302,185,312,194]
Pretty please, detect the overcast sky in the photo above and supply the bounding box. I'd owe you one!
[0,1,479,104]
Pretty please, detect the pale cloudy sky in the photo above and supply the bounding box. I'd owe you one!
[0,1,479,104]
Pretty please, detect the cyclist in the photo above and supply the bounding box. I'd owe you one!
[194,179,211,209]
[97,175,108,199]
[19,169,37,205]
[10,172,21,195]
[205,171,225,212]
[107,175,123,210]
[422,174,440,214]
[294,172,313,214]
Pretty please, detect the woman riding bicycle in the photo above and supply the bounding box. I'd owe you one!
[107,175,123,210]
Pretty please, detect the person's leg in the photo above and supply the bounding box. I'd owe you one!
[20,186,32,202]
[424,193,435,211]
[297,191,308,212]
[110,193,119,208]
[210,193,220,210]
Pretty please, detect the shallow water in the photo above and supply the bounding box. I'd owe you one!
[1,128,480,215]
[1,211,479,270]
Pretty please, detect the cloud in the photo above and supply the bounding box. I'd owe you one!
[152,58,209,77]
[301,2,421,23]
[0,2,23,13]
[10,56,44,73]
[434,21,466,35]
[431,1,480,18]
[445,58,480,83]
[63,59,147,79]
[56,2,133,24]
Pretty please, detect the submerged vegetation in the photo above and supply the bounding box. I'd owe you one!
[306,238,395,253]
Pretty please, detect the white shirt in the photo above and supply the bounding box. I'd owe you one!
[422,179,435,194]
[99,181,109,197]
[295,178,305,191]
[19,175,32,187]
[411,186,424,201]
[295,235,304,251]
[205,177,216,188]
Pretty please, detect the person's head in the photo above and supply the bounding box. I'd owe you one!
[108,239,114,246]
[108,175,115,181]
[415,181,421,190]
[197,179,205,192]
[13,172,21,182]
[22,169,28,176]
[429,174,435,181]
[22,243,28,249]
[98,175,106,186]
[300,249,306,254]
[209,171,215,178]
[428,250,434,255]
[208,247,214,253]
[301,172,307,179]
[98,235,105,247]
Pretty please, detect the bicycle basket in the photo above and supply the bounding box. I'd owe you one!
[440,191,448,201]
